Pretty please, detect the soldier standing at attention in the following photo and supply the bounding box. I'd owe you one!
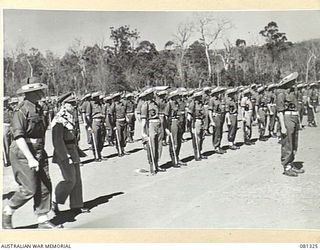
[86,92,105,161]
[51,93,90,215]
[125,93,136,143]
[177,92,187,142]
[103,95,115,146]
[256,86,269,141]
[202,87,211,136]
[156,90,168,146]
[140,88,164,175]
[225,88,240,150]
[266,84,278,137]
[276,72,305,177]
[241,88,255,145]
[2,77,62,229]
[188,91,207,161]
[80,93,92,145]
[209,87,227,154]
[164,90,187,168]
[110,92,129,157]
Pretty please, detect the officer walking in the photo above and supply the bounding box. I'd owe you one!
[2,77,62,229]
[51,93,90,215]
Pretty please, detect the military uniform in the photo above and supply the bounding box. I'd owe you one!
[188,93,206,161]
[141,91,163,174]
[86,95,105,161]
[126,95,136,142]
[307,88,318,126]
[225,89,239,149]
[52,93,88,213]
[157,93,168,146]
[103,96,115,146]
[256,88,268,140]
[81,97,92,144]
[3,101,13,167]
[110,95,128,156]
[209,95,225,153]
[241,91,255,145]
[266,87,277,137]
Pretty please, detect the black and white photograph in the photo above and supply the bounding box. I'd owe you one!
[2,9,320,231]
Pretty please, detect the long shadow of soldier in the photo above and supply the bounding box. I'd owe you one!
[15,192,124,229]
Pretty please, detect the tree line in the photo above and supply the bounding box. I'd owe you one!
[4,16,320,97]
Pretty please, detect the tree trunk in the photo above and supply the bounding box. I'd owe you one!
[205,45,212,83]
[26,58,33,77]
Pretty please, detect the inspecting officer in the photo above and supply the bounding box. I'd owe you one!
[2,77,62,229]
[51,93,90,215]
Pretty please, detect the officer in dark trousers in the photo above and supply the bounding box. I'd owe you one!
[110,92,129,157]
[125,93,136,143]
[276,72,305,177]
[86,92,105,161]
[140,88,164,175]
[188,91,207,161]
[225,88,240,150]
[2,77,62,229]
[164,90,187,168]
[51,93,90,215]
[209,87,227,154]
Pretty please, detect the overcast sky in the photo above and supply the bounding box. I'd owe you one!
[4,9,320,57]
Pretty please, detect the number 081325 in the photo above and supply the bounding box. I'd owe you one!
[300,244,318,248]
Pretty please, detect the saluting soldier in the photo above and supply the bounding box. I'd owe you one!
[2,77,62,229]
[51,93,90,215]
[276,72,304,177]
[86,92,105,161]
[164,90,187,168]
[140,88,164,175]
[225,88,240,150]
[110,92,129,157]
[256,86,269,141]
[188,91,207,161]
[125,93,136,143]
[209,87,227,154]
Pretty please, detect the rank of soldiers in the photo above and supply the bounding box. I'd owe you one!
[2,73,320,229]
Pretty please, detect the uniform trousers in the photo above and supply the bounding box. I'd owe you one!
[228,113,238,143]
[212,114,223,148]
[8,141,51,215]
[281,114,299,167]
[126,113,135,140]
[146,120,163,173]
[168,119,183,164]
[192,119,204,159]
[91,120,104,159]
[258,108,267,138]
[243,110,253,142]
[55,144,83,209]
[115,119,127,150]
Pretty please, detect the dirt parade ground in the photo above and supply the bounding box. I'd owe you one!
[2,112,320,230]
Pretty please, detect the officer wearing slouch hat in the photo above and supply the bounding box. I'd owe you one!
[140,87,164,175]
[51,92,90,215]
[2,77,62,229]
[276,72,305,177]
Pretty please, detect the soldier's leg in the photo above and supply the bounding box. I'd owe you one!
[281,116,295,168]
[170,120,179,165]
[69,163,84,209]
[228,114,238,148]
[212,115,222,149]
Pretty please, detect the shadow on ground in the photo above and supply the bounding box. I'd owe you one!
[14,192,124,229]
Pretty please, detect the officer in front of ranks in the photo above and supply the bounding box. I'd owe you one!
[140,88,164,175]
[188,91,207,161]
[241,88,255,145]
[164,90,187,168]
[276,72,305,177]
[80,93,92,145]
[110,92,129,157]
[209,86,227,154]
[156,90,168,146]
[51,92,90,215]
[86,92,105,161]
[3,96,13,167]
[103,94,115,146]
[256,86,269,141]
[225,88,240,150]
[125,93,136,143]
[266,84,278,137]
[2,77,62,229]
